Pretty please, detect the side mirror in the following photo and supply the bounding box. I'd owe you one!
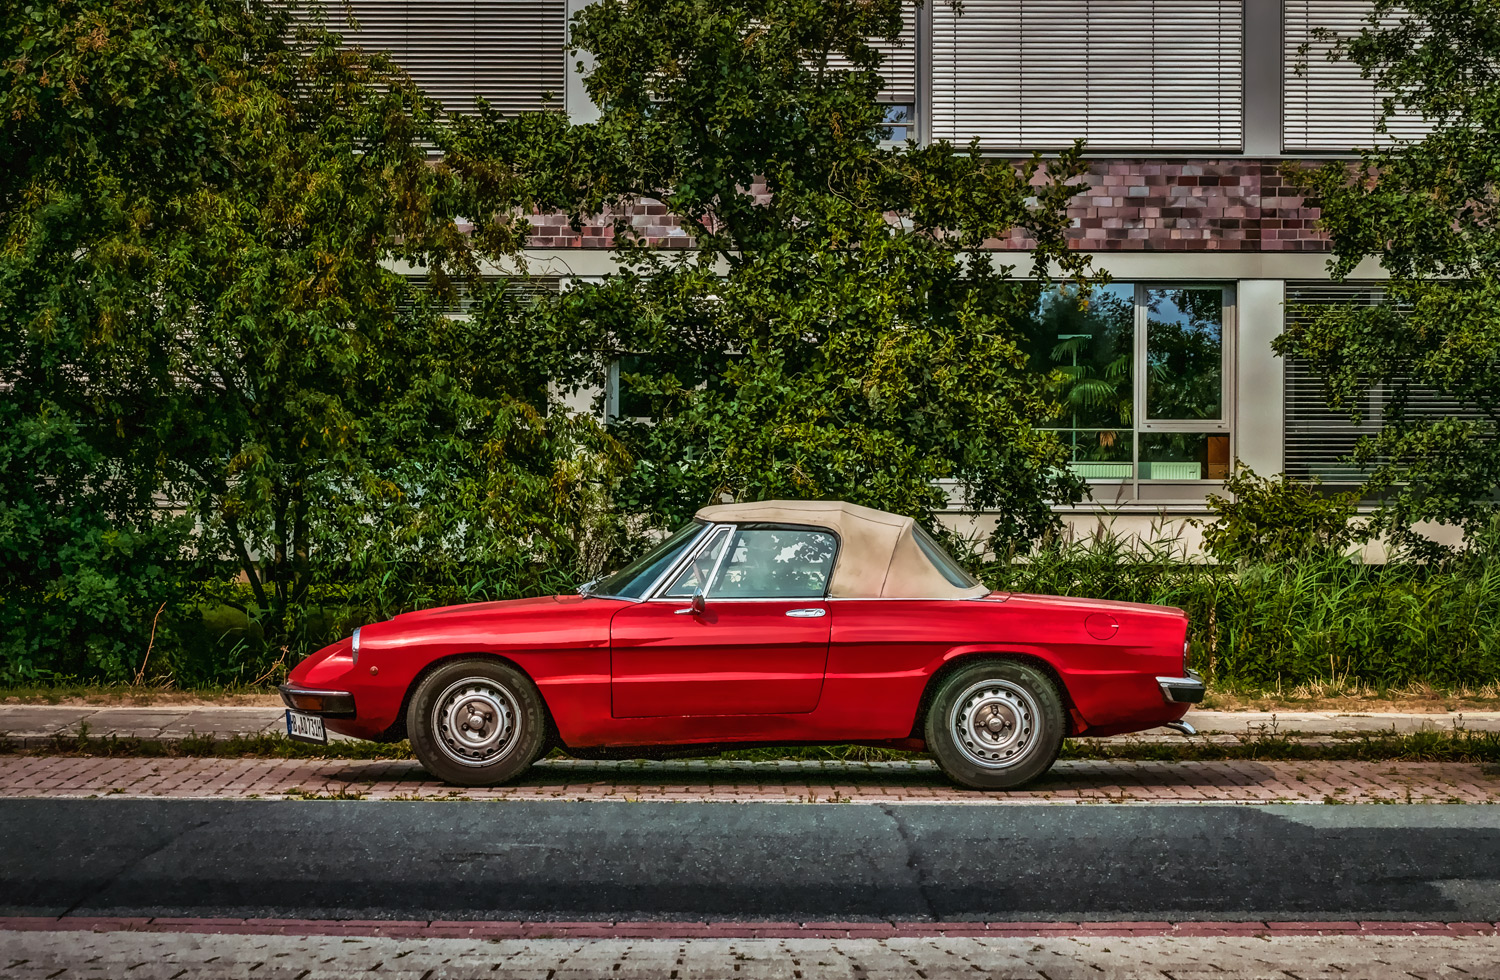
[690,588,706,615]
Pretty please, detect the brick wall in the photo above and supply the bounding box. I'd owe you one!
[1002,159,1326,253]
[523,160,1326,253]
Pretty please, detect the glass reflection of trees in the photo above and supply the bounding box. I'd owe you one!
[711,528,837,599]
[1022,284,1134,469]
[1145,288,1223,421]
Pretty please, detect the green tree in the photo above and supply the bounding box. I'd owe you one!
[447,0,1097,549]
[0,0,269,679]
[1280,0,1500,553]
[2,0,617,676]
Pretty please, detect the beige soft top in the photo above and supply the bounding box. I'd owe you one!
[693,500,990,600]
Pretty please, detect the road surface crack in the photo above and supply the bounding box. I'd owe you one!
[58,813,221,920]
[877,803,941,922]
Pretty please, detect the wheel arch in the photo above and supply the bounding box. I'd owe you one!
[910,651,1079,739]
[392,650,560,746]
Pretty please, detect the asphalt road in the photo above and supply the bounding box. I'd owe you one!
[4,800,1500,922]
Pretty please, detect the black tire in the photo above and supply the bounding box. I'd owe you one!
[923,659,1066,790]
[407,658,548,787]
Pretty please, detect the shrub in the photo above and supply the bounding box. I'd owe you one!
[985,528,1500,689]
[1200,465,1364,565]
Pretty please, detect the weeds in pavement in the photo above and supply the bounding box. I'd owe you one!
[1058,728,1500,764]
[0,681,283,706]
[7,729,416,760]
[281,787,370,800]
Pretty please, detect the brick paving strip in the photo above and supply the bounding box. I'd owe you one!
[2,755,1498,803]
[5,706,1500,745]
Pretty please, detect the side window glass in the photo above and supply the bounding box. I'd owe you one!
[660,527,730,598]
[710,529,837,599]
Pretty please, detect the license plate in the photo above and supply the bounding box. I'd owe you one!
[285,710,327,745]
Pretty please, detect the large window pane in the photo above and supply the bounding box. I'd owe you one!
[1140,433,1231,481]
[1063,431,1134,480]
[1025,284,1135,474]
[1145,288,1223,421]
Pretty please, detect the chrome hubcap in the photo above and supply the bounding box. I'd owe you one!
[433,678,520,767]
[950,679,1038,769]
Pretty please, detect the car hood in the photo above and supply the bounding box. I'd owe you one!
[357,592,624,655]
[390,593,595,626]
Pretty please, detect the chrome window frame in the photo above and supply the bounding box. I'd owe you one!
[657,524,734,599]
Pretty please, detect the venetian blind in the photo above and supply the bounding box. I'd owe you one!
[824,7,919,104]
[323,0,567,116]
[1283,282,1487,483]
[1283,1,1428,152]
[399,275,562,317]
[930,0,1244,151]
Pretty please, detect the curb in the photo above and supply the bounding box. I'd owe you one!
[1,917,1497,940]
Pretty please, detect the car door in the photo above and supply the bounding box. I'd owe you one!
[610,525,836,717]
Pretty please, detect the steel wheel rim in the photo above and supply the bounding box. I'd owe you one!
[433,677,521,768]
[949,678,1039,769]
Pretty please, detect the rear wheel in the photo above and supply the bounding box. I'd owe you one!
[924,660,1066,790]
[407,658,547,786]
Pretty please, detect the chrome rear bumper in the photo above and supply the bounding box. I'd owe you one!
[1155,668,1205,704]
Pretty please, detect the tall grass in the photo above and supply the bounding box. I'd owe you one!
[984,530,1500,688]
[20,521,1500,690]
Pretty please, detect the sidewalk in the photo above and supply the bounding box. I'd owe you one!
[2,924,1498,979]
[4,704,1498,744]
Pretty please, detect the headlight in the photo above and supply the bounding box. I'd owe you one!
[351,626,362,665]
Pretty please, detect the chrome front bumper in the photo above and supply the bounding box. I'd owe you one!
[1156,668,1206,704]
[278,683,357,718]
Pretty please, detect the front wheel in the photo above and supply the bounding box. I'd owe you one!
[407,658,548,786]
[924,660,1066,790]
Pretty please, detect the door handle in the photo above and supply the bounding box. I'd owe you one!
[785,608,826,618]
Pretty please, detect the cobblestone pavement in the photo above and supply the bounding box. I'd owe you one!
[5,705,1498,745]
[3,928,1498,979]
[2,755,1498,803]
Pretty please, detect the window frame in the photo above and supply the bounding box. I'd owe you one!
[1134,282,1236,437]
[658,525,734,598]
[1039,281,1237,486]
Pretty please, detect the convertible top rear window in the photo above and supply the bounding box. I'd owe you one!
[591,521,706,600]
[912,524,982,590]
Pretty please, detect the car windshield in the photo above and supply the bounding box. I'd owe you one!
[587,521,707,600]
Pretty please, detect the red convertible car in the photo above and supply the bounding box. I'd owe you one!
[281,500,1201,790]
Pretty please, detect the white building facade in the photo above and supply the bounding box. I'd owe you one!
[337,0,1440,540]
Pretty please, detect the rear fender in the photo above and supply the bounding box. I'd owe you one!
[914,648,1083,737]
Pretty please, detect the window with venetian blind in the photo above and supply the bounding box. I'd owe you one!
[320,0,567,116]
[930,0,1244,151]
[1283,1,1428,152]
[824,9,919,103]
[823,5,919,139]
[1283,282,1486,483]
